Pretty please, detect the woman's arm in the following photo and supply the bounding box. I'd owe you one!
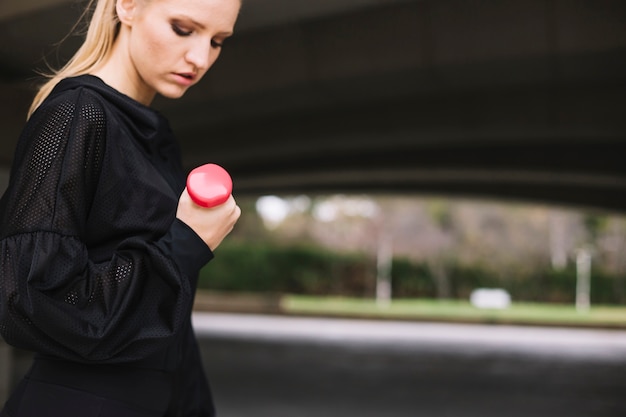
[0,89,212,363]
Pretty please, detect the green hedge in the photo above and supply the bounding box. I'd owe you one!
[199,242,625,304]
[200,243,372,295]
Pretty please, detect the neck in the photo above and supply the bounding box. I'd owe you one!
[91,32,155,106]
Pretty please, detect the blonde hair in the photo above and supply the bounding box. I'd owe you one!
[28,0,120,118]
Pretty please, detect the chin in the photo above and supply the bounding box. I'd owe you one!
[159,89,188,100]
[155,81,191,100]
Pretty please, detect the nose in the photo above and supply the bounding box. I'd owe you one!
[185,39,212,71]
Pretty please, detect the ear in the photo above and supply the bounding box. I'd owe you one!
[116,0,138,25]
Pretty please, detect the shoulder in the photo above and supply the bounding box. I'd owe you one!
[12,81,113,170]
[22,84,112,152]
[34,80,109,127]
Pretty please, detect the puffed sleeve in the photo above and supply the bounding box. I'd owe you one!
[0,89,212,363]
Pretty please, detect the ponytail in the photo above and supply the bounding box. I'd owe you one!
[28,0,120,118]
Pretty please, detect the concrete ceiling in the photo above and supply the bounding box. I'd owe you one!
[1,0,626,212]
[0,0,414,78]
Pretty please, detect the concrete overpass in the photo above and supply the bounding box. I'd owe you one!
[1,0,626,211]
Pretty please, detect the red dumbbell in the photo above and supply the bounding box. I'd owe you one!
[186,163,233,208]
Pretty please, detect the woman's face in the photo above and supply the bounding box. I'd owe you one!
[118,0,240,103]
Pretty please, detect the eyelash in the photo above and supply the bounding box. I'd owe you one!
[171,23,192,37]
[171,23,224,48]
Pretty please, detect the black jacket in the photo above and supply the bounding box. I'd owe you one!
[0,75,216,415]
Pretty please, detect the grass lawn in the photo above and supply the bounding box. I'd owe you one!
[281,295,626,329]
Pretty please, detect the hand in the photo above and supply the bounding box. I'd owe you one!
[176,188,241,250]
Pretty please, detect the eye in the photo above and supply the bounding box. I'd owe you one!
[171,23,192,37]
[211,39,224,48]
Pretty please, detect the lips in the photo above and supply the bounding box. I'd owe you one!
[172,72,196,86]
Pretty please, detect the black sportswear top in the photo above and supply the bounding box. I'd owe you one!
[0,75,216,413]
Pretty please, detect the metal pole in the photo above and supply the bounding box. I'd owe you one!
[376,230,392,308]
[576,248,591,313]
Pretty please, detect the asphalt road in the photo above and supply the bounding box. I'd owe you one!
[194,313,626,417]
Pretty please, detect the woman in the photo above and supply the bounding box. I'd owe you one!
[0,0,241,415]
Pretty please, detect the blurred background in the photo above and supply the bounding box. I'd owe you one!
[2,0,626,416]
